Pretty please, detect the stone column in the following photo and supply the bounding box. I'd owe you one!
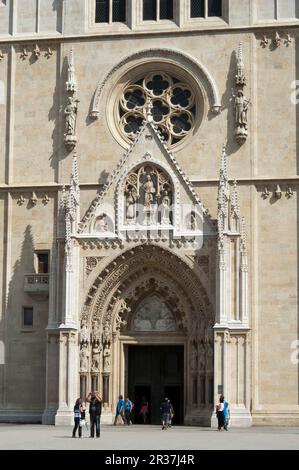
[42,332,59,424]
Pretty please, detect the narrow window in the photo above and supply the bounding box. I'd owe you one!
[95,0,109,23]
[208,0,222,17]
[23,307,33,328]
[36,252,49,274]
[160,0,173,20]
[143,0,157,20]
[112,0,126,22]
[191,0,205,18]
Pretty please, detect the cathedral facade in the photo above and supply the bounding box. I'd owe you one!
[0,0,298,426]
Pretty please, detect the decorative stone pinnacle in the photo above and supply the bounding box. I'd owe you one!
[66,48,77,93]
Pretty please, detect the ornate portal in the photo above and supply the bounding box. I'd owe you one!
[124,164,173,225]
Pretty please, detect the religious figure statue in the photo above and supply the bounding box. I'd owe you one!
[103,346,111,373]
[125,189,137,222]
[198,343,206,371]
[143,174,156,209]
[234,90,249,130]
[92,320,101,343]
[79,343,89,372]
[91,340,102,372]
[160,191,170,224]
[190,212,196,231]
[64,96,78,136]
[102,320,111,345]
[80,320,89,344]
[95,214,108,232]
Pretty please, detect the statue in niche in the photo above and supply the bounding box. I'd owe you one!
[235,90,249,128]
[125,189,137,222]
[191,344,198,372]
[95,214,108,232]
[91,340,102,372]
[190,212,196,231]
[102,320,111,345]
[79,343,89,372]
[92,320,101,343]
[160,191,170,224]
[103,346,111,373]
[142,174,156,209]
[64,96,78,136]
[80,320,89,344]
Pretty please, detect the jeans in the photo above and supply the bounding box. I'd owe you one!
[90,415,100,437]
[72,417,82,437]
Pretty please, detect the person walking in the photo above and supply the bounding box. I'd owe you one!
[223,396,230,430]
[167,399,174,428]
[160,397,170,430]
[216,395,225,431]
[86,391,102,438]
[114,395,126,425]
[139,396,149,424]
[72,398,83,438]
[124,397,133,425]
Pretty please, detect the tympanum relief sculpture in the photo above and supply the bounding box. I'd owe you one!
[132,295,177,331]
[124,165,173,226]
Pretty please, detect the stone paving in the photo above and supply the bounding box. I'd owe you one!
[0,424,298,450]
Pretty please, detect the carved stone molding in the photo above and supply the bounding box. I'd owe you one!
[80,245,214,341]
[90,48,221,119]
[85,256,104,277]
[259,32,293,48]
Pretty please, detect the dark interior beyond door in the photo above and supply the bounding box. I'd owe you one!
[128,345,184,425]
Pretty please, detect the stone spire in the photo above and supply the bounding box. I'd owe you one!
[230,179,241,232]
[235,42,246,87]
[217,145,230,236]
[66,48,77,93]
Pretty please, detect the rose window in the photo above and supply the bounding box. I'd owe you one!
[119,72,196,147]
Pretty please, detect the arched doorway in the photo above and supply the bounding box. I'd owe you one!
[79,244,215,425]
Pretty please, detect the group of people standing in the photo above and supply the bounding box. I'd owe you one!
[72,391,230,437]
[72,391,102,438]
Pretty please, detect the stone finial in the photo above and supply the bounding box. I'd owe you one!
[66,49,77,93]
[235,43,246,87]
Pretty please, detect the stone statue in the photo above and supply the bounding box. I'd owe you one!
[102,320,111,345]
[199,343,206,371]
[103,346,110,373]
[160,191,170,224]
[92,320,101,343]
[95,214,108,232]
[80,320,89,344]
[91,340,102,372]
[234,90,249,130]
[79,343,89,372]
[64,96,78,136]
[126,189,137,221]
[143,174,156,209]
[190,212,196,231]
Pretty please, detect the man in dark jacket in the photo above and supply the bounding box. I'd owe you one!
[86,391,102,438]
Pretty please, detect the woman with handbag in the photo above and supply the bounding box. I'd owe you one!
[72,398,83,438]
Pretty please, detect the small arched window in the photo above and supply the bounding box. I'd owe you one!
[95,0,126,23]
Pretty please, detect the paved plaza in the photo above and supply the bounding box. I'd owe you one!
[0,424,298,450]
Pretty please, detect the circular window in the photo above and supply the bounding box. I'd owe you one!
[118,71,197,148]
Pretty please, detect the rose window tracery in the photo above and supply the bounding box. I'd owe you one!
[119,72,196,147]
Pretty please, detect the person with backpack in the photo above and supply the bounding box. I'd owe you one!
[86,391,102,438]
[114,395,126,425]
[124,397,133,425]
